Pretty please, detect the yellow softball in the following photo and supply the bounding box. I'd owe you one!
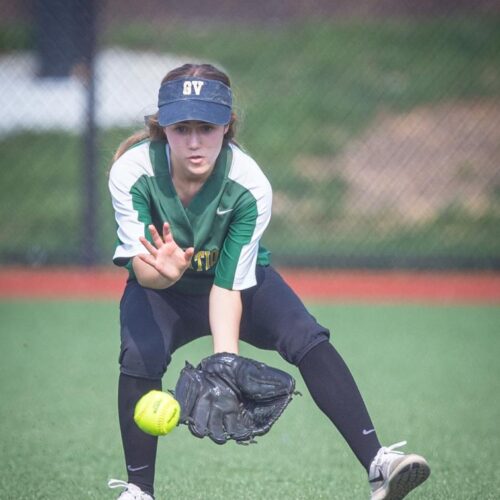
[134,390,180,436]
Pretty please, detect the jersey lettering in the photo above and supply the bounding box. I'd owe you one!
[183,80,205,96]
[190,249,219,272]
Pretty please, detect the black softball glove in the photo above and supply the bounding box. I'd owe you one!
[174,352,296,445]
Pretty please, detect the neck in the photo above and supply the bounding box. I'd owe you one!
[167,145,219,206]
[172,177,202,206]
[171,167,213,207]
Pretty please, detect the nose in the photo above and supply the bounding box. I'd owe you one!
[187,129,200,149]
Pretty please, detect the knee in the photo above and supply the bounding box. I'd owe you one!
[273,311,330,366]
[279,332,330,366]
[119,335,170,380]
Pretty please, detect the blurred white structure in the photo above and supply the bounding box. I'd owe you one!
[0,48,186,136]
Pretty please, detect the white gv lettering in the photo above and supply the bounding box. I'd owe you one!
[182,80,205,95]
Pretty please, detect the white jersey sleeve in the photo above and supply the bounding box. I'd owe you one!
[108,142,154,266]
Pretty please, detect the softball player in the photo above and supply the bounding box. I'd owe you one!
[107,63,430,500]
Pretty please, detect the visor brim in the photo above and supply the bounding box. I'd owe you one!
[158,100,231,127]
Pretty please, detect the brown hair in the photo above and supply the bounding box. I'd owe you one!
[112,63,238,162]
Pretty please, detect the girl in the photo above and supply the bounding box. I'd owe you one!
[107,63,429,500]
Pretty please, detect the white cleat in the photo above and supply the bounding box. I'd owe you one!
[108,479,154,500]
[368,441,430,500]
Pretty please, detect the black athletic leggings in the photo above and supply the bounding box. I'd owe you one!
[118,340,381,495]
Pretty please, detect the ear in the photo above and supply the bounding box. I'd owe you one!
[224,124,229,134]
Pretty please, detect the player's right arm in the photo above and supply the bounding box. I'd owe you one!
[109,145,193,289]
[132,257,174,289]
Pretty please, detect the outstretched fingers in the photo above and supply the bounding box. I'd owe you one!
[140,223,193,274]
[162,222,174,243]
[147,224,166,248]
[137,252,156,267]
[184,247,195,264]
[139,236,158,256]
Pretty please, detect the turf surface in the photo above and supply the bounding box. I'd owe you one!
[0,300,499,499]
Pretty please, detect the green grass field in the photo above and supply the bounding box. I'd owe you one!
[1,300,499,499]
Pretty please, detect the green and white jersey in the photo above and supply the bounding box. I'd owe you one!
[109,140,272,294]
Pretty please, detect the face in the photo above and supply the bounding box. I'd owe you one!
[164,121,228,182]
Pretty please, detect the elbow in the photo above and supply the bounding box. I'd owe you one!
[135,274,151,288]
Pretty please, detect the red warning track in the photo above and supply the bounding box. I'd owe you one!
[0,267,499,304]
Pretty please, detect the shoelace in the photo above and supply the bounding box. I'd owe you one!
[373,440,407,468]
[108,479,130,490]
[108,479,153,499]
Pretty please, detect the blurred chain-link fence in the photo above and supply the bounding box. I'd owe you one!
[1,0,499,269]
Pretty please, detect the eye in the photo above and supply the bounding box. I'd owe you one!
[174,125,189,134]
[200,124,215,133]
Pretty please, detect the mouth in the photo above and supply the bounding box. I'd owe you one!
[188,155,204,164]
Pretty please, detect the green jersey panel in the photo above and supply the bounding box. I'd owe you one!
[109,141,272,293]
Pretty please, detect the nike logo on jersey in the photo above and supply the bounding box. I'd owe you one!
[216,207,233,215]
[363,428,376,435]
[127,464,149,472]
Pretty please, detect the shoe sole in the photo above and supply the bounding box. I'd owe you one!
[373,455,431,500]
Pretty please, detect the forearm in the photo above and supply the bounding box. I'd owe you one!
[132,256,177,289]
[209,285,242,354]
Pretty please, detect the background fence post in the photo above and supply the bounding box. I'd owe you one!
[34,0,79,77]
[81,0,98,266]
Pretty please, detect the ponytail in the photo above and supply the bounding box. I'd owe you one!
[112,114,165,163]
